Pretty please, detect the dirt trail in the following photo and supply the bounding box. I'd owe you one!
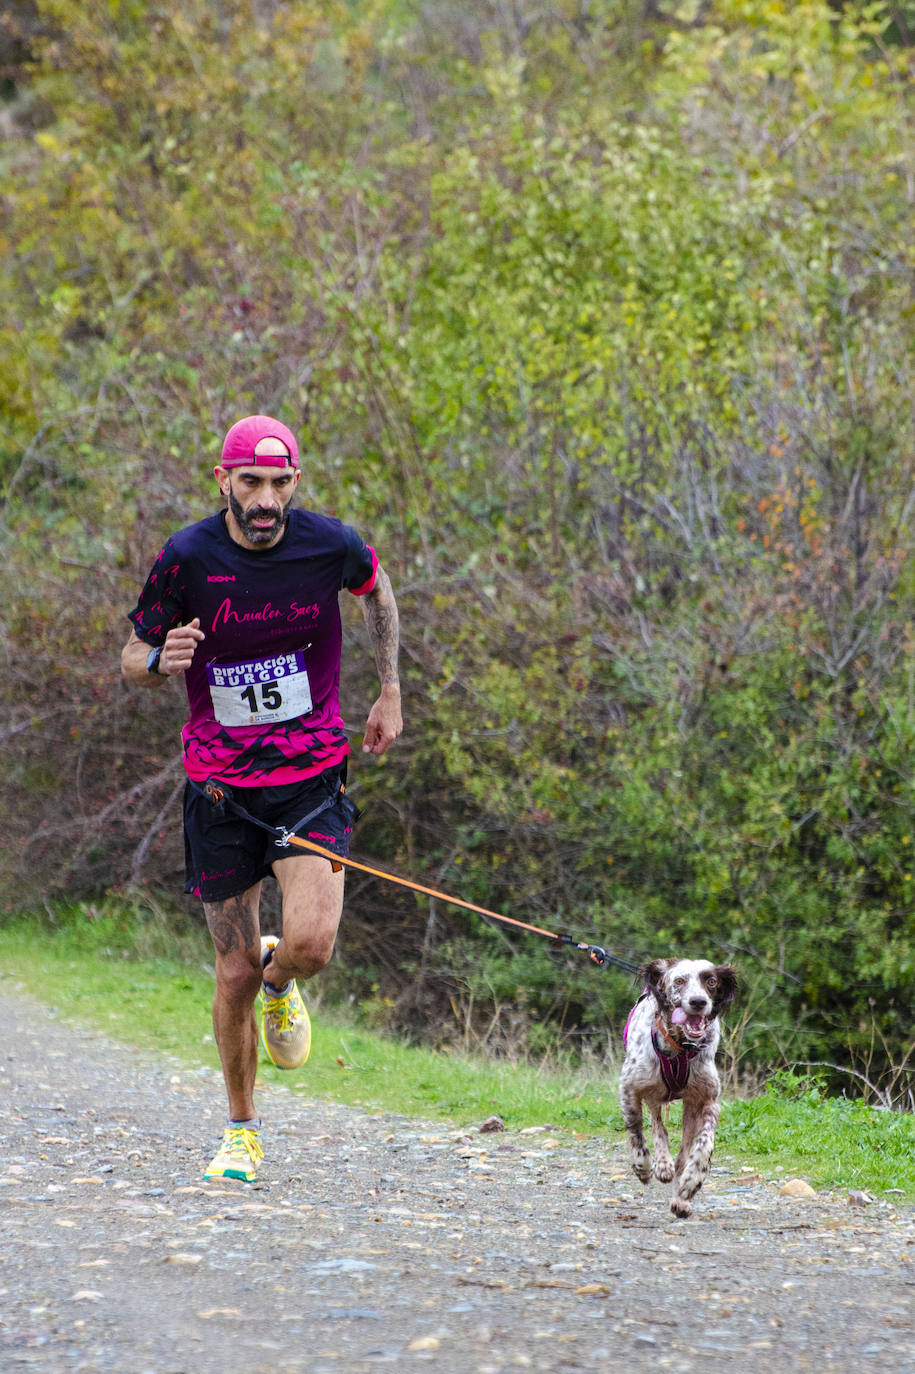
[1,982,913,1373]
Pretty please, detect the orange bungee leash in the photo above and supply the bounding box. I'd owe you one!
[200,778,638,974]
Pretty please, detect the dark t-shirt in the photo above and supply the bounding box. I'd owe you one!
[128,508,378,785]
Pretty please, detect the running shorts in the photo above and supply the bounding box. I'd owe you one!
[183,765,359,903]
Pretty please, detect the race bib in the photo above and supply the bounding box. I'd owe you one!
[206,652,312,727]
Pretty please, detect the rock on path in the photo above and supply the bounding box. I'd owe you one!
[0,988,913,1373]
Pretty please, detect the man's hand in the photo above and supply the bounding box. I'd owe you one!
[362,685,403,756]
[160,617,205,675]
[121,618,205,687]
[359,562,402,755]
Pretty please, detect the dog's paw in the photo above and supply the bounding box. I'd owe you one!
[631,1153,653,1184]
[677,1163,706,1201]
[654,1158,675,1183]
[670,1196,693,1219]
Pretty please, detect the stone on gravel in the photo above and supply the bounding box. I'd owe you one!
[479,1115,505,1133]
[780,1178,818,1198]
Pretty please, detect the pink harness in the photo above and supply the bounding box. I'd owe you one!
[624,992,701,1101]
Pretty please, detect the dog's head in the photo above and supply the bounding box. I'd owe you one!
[641,958,738,1044]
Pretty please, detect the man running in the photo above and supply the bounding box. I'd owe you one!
[121,415,402,1182]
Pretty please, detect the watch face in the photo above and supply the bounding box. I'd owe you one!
[146,646,161,673]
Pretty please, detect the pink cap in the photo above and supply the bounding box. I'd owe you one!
[219,415,299,469]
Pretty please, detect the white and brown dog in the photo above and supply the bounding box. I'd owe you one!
[619,957,738,1218]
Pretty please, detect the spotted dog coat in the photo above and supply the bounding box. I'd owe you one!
[619,958,738,1218]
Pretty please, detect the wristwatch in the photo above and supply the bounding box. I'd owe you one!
[146,646,164,675]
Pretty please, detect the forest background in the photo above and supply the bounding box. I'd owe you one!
[2,0,914,1100]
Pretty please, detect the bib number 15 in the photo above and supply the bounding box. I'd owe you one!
[207,651,313,727]
[240,681,282,713]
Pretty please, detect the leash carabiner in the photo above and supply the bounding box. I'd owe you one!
[550,934,639,975]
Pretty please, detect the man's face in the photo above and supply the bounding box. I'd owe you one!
[217,465,300,549]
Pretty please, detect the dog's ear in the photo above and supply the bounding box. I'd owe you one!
[711,964,738,1011]
[641,958,673,1003]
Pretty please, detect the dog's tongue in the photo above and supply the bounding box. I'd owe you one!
[671,1008,687,1025]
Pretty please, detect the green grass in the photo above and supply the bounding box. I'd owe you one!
[0,903,614,1131]
[3,900,913,1200]
[718,1073,915,1198]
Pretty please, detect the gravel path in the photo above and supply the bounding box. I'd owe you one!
[1,984,913,1373]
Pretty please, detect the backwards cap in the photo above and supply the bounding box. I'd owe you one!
[220,415,299,469]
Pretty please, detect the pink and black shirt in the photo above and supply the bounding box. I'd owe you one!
[128,508,378,786]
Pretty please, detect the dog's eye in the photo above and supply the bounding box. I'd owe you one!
[706,975,718,989]
[673,977,686,989]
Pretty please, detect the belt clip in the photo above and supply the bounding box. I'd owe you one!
[203,780,226,813]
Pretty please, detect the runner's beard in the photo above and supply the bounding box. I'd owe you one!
[228,488,292,545]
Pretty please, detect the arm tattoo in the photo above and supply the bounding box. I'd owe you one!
[204,895,258,957]
[362,567,400,688]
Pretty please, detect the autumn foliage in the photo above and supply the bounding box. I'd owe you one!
[1,1,914,1091]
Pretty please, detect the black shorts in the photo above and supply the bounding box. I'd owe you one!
[183,765,359,903]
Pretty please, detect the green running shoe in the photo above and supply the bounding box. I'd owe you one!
[259,935,311,1070]
[203,1124,263,1182]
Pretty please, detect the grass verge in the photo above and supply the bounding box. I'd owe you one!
[3,901,913,1200]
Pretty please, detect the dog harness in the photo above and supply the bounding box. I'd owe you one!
[624,993,702,1101]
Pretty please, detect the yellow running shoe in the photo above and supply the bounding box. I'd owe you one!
[259,935,311,1070]
[203,1124,263,1182]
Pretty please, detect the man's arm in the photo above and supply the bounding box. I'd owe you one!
[121,619,206,687]
[360,564,402,755]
